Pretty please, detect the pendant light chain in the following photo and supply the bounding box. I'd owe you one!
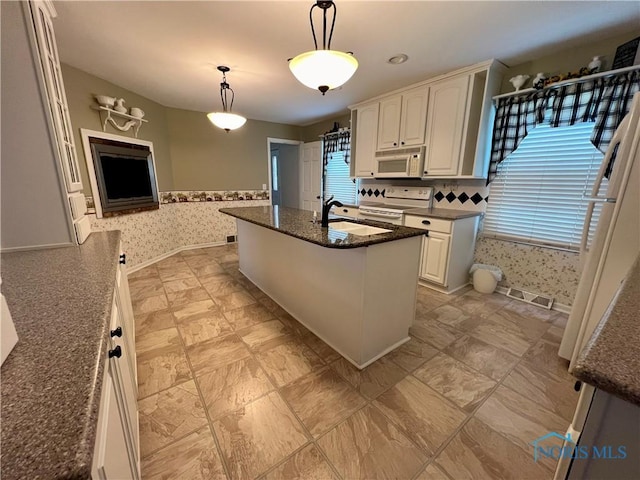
[309,1,337,50]
[219,71,235,114]
[207,66,246,132]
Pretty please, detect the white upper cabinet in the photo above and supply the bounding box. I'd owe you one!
[352,103,379,177]
[377,87,428,150]
[423,75,470,176]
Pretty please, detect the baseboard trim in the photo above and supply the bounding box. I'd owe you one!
[126,241,227,273]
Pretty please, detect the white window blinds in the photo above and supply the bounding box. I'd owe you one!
[324,151,358,204]
[483,122,605,250]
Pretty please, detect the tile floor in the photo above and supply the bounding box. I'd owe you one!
[130,243,578,480]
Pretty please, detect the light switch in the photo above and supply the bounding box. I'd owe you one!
[262,184,267,190]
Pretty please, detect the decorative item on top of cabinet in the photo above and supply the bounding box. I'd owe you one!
[588,56,602,74]
[377,86,428,150]
[92,95,148,138]
[533,72,547,89]
[509,74,530,91]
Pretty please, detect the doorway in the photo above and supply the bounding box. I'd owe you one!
[267,138,302,208]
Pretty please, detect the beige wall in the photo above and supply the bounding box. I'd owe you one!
[500,32,638,93]
[166,108,301,191]
[62,64,174,192]
[300,113,351,142]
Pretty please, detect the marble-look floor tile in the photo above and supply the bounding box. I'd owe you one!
[213,392,308,480]
[137,344,192,399]
[553,312,569,329]
[256,339,324,387]
[212,289,257,312]
[503,362,579,422]
[156,255,188,267]
[467,317,532,357]
[485,308,551,343]
[187,333,251,376]
[158,266,196,283]
[374,375,466,454]
[330,356,407,399]
[264,444,337,480]
[258,296,288,317]
[521,339,573,382]
[414,353,496,411]
[135,309,175,337]
[237,319,292,352]
[223,303,274,330]
[136,327,182,354]
[180,249,209,257]
[541,325,565,345]
[276,313,311,338]
[173,300,233,346]
[191,263,227,278]
[409,319,463,350]
[280,367,367,437]
[501,300,559,323]
[128,265,159,280]
[182,254,217,267]
[197,356,274,420]
[415,463,451,480]
[141,426,226,480]
[452,292,505,316]
[138,381,208,458]
[162,276,201,293]
[300,332,341,364]
[201,274,245,296]
[166,286,211,307]
[133,294,169,316]
[129,277,165,300]
[387,337,439,372]
[434,417,551,480]
[444,335,520,381]
[317,405,427,480]
[474,385,569,472]
[422,303,472,328]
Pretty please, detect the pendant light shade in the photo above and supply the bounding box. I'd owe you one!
[289,1,358,95]
[207,66,246,132]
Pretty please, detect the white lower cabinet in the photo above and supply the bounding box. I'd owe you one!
[405,214,479,292]
[92,250,139,479]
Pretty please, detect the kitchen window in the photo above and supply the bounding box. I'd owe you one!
[324,151,358,205]
[483,121,605,250]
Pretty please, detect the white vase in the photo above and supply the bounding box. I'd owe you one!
[114,98,127,113]
[510,75,530,92]
[588,56,602,73]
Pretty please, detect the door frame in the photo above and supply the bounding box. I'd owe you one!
[266,138,303,204]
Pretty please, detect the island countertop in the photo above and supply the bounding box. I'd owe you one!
[403,207,483,220]
[0,231,121,480]
[573,255,640,407]
[220,206,425,248]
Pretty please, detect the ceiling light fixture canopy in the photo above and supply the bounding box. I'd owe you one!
[289,0,358,95]
[207,66,247,132]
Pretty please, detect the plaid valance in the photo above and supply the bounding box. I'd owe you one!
[322,129,351,169]
[488,69,640,184]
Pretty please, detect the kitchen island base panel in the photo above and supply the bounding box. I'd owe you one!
[236,220,421,369]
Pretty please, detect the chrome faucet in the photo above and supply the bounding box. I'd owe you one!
[321,195,344,227]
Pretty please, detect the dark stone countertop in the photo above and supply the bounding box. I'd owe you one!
[404,207,483,220]
[220,206,426,248]
[573,255,640,407]
[1,231,121,480]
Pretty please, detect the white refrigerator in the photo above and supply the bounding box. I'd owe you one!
[554,92,640,479]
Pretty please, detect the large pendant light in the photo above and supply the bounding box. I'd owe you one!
[207,66,247,132]
[289,1,358,95]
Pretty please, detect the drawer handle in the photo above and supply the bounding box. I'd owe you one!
[110,326,122,338]
[108,346,122,358]
[343,209,348,213]
[421,220,431,225]
[119,253,126,265]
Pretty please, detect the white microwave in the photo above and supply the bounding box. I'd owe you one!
[374,146,425,178]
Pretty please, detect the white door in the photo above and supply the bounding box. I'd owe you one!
[420,233,451,285]
[424,75,470,176]
[399,86,429,147]
[377,95,402,150]
[300,141,322,212]
[353,103,379,177]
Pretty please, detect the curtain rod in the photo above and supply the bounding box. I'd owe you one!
[493,64,640,101]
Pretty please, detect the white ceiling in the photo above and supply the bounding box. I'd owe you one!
[53,1,640,126]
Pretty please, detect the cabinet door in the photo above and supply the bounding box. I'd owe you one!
[377,95,402,150]
[424,75,470,176]
[399,87,429,147]
[92,371,135,480]
[420,233,451,285]
[30,1,83,193]
[353,104,379,177]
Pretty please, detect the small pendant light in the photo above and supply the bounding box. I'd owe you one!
[289,1,358,95]
[207,66,247,132]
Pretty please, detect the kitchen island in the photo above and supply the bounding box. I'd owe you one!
[220,206,424,368]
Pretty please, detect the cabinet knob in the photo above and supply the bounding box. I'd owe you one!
[108,346,122,358]
[421,220,431,225]
[425,231,429,237]
[110,326,122,337]
[343,209,348,213]
[401,141,405,145]
[370,172,374,176]
[393,142,397,146]
[119,253,126,265]
[423,171,428,175]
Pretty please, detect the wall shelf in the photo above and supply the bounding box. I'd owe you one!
[92,106,148,137]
